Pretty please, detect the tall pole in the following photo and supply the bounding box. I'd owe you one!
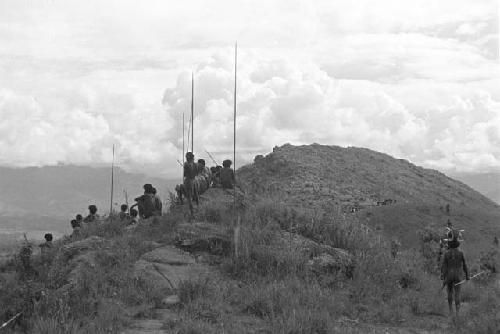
[191,72,194,154]
[233,42,237,212]
[182,113,185,163]
[233,42,237,182]
[233,42,240,258]
[110,144,115,215]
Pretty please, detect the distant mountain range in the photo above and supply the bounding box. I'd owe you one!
[0,165,178,234]
[450,172,500,205]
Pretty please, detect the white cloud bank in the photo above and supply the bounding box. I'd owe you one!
[0,0,498,177]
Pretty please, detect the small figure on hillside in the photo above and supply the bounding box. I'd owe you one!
[390,239,401,259]
[70,219,81,238]
[119,204,129,221]
[83,205,99,223]
[445,203,450,215]
[152,187,162,216]
[493,236,499,247]
[175,184,185,204]
[441,236,469,317]
[131,184,156,219]
[210,166,222,188]
[76,214,83,226]
[183,152,199,216]
[19,235,33,274]
[39,233,53,262]
[198,159,211,188]
[129,208,139,224]
[220,159,235,189]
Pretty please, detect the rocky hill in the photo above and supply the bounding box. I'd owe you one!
[238,144,500,254]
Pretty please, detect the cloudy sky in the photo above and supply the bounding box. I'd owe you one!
[0,0,498,178]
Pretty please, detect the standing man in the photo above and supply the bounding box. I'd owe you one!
[83,205,99,223]
[220,159,235,189]
[152,187,162,216]
[183,152,198,217]
[441,235,469,316]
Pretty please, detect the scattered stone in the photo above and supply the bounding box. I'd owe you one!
[161,295,180,307]
[141,246,195,265]
[307,250,354,274]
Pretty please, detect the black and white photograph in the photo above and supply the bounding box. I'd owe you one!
[0,0,499,333]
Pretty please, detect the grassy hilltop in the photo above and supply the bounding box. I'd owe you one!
[0,144,499,333]
[238,143,500,258]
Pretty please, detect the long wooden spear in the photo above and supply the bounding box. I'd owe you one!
[182,112,185,163]
[109,144,115,215]
[233,42,237,193]
[233,42,240,258]
[191,72,194,154]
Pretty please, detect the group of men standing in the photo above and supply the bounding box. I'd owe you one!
[181,151,235,216]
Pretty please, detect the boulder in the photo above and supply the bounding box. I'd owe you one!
[273,231,354,276]
[175,222,232,256]
[141,246,195,265]
[307,250,354,276]
[62,236,105,259]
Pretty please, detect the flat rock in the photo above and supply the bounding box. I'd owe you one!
[141,246,195,265]
[175,222,232,255]
[121,319,168,334]
[134,260,211,291]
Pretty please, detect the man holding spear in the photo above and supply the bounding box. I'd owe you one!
[441,232,469,317]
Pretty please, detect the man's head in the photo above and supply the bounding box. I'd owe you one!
[130,208,138,218]
[186,151,194,161]
[120,204,128,212]
[70,219,78,228]
[152,187,157,195]
[88,205,97,214]
[198,159,205,166]
[44,233,53,242]
[143,183,154,194]
[448,239,460,248]
[222,159,232,168]
[76,214,83,221]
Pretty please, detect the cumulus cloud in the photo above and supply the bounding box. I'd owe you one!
[161,51,500,173]
[0,0,498,177]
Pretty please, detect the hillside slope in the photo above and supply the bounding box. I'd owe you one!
[238,144,500,255]
[451,172,500,205]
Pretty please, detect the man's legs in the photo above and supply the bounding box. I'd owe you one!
[446,283,454,315]
[454,284,461,315]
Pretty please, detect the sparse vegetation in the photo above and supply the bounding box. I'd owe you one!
[1,144,499,333]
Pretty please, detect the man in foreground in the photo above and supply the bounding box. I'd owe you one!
[441,233,469,317]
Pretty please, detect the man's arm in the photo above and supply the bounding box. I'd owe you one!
[462,252,470,280]
[441,252,448,280]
